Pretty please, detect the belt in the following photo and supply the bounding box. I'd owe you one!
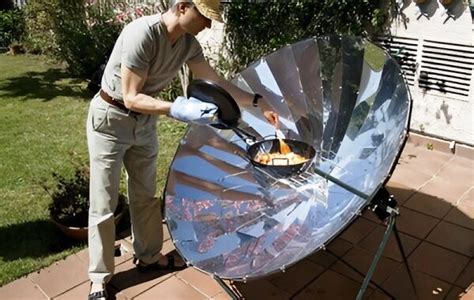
[99,89,139,114]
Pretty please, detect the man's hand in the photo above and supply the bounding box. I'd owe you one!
[169,96,218,125]
[263,110,279,128]
[255,95,279,128]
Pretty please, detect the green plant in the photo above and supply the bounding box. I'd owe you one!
[221,1,396,75]
[45,165,90,227]
[23,0,58,55]
[51,0,122,78]
[42,163,125,228]
[0,8,25,48]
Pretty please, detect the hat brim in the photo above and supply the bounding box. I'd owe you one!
[195,4,223,23]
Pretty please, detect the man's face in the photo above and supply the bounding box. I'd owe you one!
[180,6,212,35]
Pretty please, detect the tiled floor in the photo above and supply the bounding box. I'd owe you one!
[1,133,473,299]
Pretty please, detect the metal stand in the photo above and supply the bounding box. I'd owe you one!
[354,187,418,300]
[214,277,241,300]
[326,247,395,299]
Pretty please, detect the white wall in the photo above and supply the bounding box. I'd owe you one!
[196,1,474,146]
[389,0,473,146]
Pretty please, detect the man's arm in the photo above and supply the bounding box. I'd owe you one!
[188,60,279,127]
[188,60,252,103]
[121,65,172,115]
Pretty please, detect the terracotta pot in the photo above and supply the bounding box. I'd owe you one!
[8,44,22,55]
[440,0,453,6]
[51,205,125,241]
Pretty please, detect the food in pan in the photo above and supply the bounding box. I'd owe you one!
[254,139,309,166]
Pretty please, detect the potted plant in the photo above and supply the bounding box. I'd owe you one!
[8,41,23,55]
[41,163,126,241]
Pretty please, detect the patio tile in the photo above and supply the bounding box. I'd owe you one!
[408,241,470,284]
[436,156,474,189]
[398,148,452,176]
[455,259,474,289]
[307,237,353,268]
[0,277,47,299]
[389,167,434,191]
[396,207,440,239]
[358,226,421,262]
[417,177,472,205]
[29,254,89,298]
[384,181,417,206]
[461,286,474,300]
[176,267,224,298]
[366,289,392,300]
[134,276,207,300]
[108,256,174,299]
[381,264,453,299]
[446,286,469,300]
[426,221,474,257]
[75,241,134,267]
[211,291,232,300]
[163,223,171,241]
[459,188,474,207]
[54,280,119,300]
[339,217,378,245]
[407,133,453,154]
[330,246,400,285]
[293,269,364,300]
[232,278,291,300]
[53,281,89,300]
[266,258,325,295]
[456,143,474,160]
[444,203,474,230]
[404,190,454,219]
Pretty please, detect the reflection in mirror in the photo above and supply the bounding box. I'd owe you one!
[165,35,411,280]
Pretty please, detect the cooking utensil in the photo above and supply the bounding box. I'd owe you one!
[187,79,315,177]
[187,79,260,144]
[247,139,316,178]
[187,79,241,129]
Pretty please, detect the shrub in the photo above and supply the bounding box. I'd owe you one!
[23,0,122,77]
[0,8,25,48]
[221,1,395,75]
[51,0,122,78]
[23,0,58,55]
[46,166,90,227]
[42,163,126,228]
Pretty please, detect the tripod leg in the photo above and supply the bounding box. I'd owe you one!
[393,224,418,298]
[214,277,241,300]
[327,249,395,299]
[356,213,396,300]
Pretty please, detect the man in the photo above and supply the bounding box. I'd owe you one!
[87,1,277,299]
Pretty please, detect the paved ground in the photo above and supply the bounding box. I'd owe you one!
[1,132,473,299]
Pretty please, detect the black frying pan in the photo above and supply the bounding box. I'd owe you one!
[187,79,241,129]
[187,79,258,143]
[187,79,315,177]
[248,139,316,177]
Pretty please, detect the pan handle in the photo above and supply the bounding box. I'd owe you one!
[219,123,257,146]
[232,127,257,145]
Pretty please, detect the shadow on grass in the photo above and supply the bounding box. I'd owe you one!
[0,219,84,261]
[0,210,131,262]
[0,67,92,102]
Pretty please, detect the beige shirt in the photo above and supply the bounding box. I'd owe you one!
[101,14,205,101]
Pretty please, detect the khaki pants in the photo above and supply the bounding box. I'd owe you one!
[86,94,163,284]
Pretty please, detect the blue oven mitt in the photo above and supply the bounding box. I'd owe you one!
[169,96,219,125]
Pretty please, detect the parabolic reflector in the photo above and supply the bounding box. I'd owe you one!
[164,35,411,280]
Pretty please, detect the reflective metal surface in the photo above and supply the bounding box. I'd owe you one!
[164,36,411,280]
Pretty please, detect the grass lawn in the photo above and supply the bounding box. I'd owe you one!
[0,54,186,286]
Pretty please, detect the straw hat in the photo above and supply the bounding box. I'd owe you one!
[193,0,223,23]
